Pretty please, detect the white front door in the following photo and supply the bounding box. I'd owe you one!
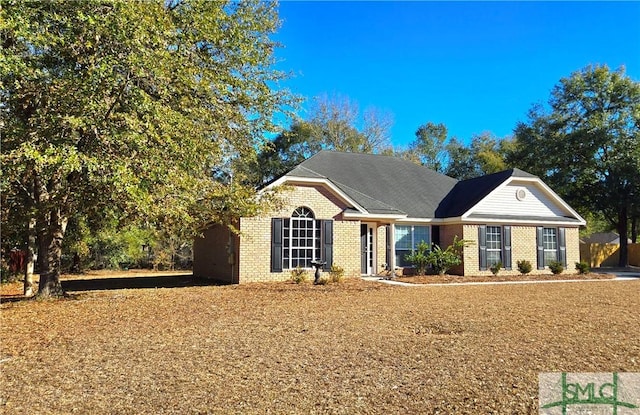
[360,224,375,275]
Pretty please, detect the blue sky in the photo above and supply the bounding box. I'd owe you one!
[272,1,640,148]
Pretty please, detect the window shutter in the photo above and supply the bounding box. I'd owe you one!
[322,220,333,271]
[558,227,566,267]
[536,226,544,269]
[431,225,440,248]
[271,218,283,272]
[385,225,391,270]
[478,225,487,271]
[503,226,512,270]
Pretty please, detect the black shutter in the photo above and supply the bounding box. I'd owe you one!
[536,226,545,269]
[503,226,512,270]
[478,225,487,271]
[322,220,333,271]
[558,227,566,267]
[431,225,440,248]
[385,225,391,270]
[361,224,367,274]
[271,218,283,272]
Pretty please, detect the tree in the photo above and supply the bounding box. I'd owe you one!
[511,65,640,266]
[1,0,294,297]
[306,94,393,153]
[403,122,449,172]
[444,133,510,180]
[247,121,320,186]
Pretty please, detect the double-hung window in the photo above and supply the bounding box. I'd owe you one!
[486,226,502,266]
[536,227,566,269]
[478,225,512,270]
[542,228,558,265]
[394,225,430,267]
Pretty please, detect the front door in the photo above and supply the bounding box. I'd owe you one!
[360,224,375,275]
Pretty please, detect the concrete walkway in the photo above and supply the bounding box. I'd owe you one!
[362,268,639,287]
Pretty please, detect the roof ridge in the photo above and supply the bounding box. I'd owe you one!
[329,179,406,214]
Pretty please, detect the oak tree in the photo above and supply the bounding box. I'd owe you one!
[1,0,294,296]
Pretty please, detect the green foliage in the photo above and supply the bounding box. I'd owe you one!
[575,261,590,275]
[548,261,564,275]
[403,122,449,172]
[489,262,502,276]
[511,65,640,266]
[517,260,532,275]
[1,1,295,295]
[407,236,469,276]
[290,267,309,284]
[329,265,345,283]
[404,241,431,275]
[444,133,511,180]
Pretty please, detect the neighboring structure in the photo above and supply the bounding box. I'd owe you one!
[194,151,586,283]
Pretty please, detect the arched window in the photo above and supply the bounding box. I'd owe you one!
[283,207,321,269]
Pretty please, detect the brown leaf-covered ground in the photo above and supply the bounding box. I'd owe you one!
[1,272,639,414]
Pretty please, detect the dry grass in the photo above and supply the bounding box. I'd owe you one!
[1,273,639,414]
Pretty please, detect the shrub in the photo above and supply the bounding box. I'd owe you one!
[315,276,330,285]
[329,265,345,283]
[426,236,470,276]
[489,262,502,276]
[404,241,431,275]
[548,261,564,275]
[517,260,532,275]
[290,267,308,284]
[575,261,590,274]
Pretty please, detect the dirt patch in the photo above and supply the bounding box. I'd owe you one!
[395,272,616,284]
[1,276,639,414]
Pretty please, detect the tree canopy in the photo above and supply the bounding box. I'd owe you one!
[1,0,294,296]
[510,65,640,266]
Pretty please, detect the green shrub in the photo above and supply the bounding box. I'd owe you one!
[517,259,532,275]
[548,261,564,275]
[404,240,431,275]
[489,262,502,276]
[575,261,590,274]
[426,236,470,276]
[290,267,308,284]
[329,265,345,283]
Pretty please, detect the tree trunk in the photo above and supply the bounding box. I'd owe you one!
[36,209,68,298]
[617,207,629,268]
[23,218,36,297]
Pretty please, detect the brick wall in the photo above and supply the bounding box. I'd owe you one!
[462,224,580,276]
[376,225,388,274]
[236,184,362,283]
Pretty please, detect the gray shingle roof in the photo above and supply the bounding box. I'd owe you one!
[435,168,537,218]
[286,151,458,218]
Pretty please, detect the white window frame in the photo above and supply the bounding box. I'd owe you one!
[282,207,321,269]
[486,225,502,266]
[543,227,558,265]
[394,224,430,267]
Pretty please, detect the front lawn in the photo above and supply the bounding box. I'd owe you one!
[1,276,638,414]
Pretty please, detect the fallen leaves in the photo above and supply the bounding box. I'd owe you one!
[1,275,639,414]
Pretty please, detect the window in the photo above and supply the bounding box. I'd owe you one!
[283,207,321,269]
[486,226,502,266]
[542,228,558,265]
[478,225,512,270]
[536,227,566,270]
[394,225,430,267]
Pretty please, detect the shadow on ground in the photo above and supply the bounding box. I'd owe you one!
[62,275,227,292]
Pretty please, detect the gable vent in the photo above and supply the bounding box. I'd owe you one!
[515,188,527,201]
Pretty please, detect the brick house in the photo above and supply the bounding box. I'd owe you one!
[193,151,586,283]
